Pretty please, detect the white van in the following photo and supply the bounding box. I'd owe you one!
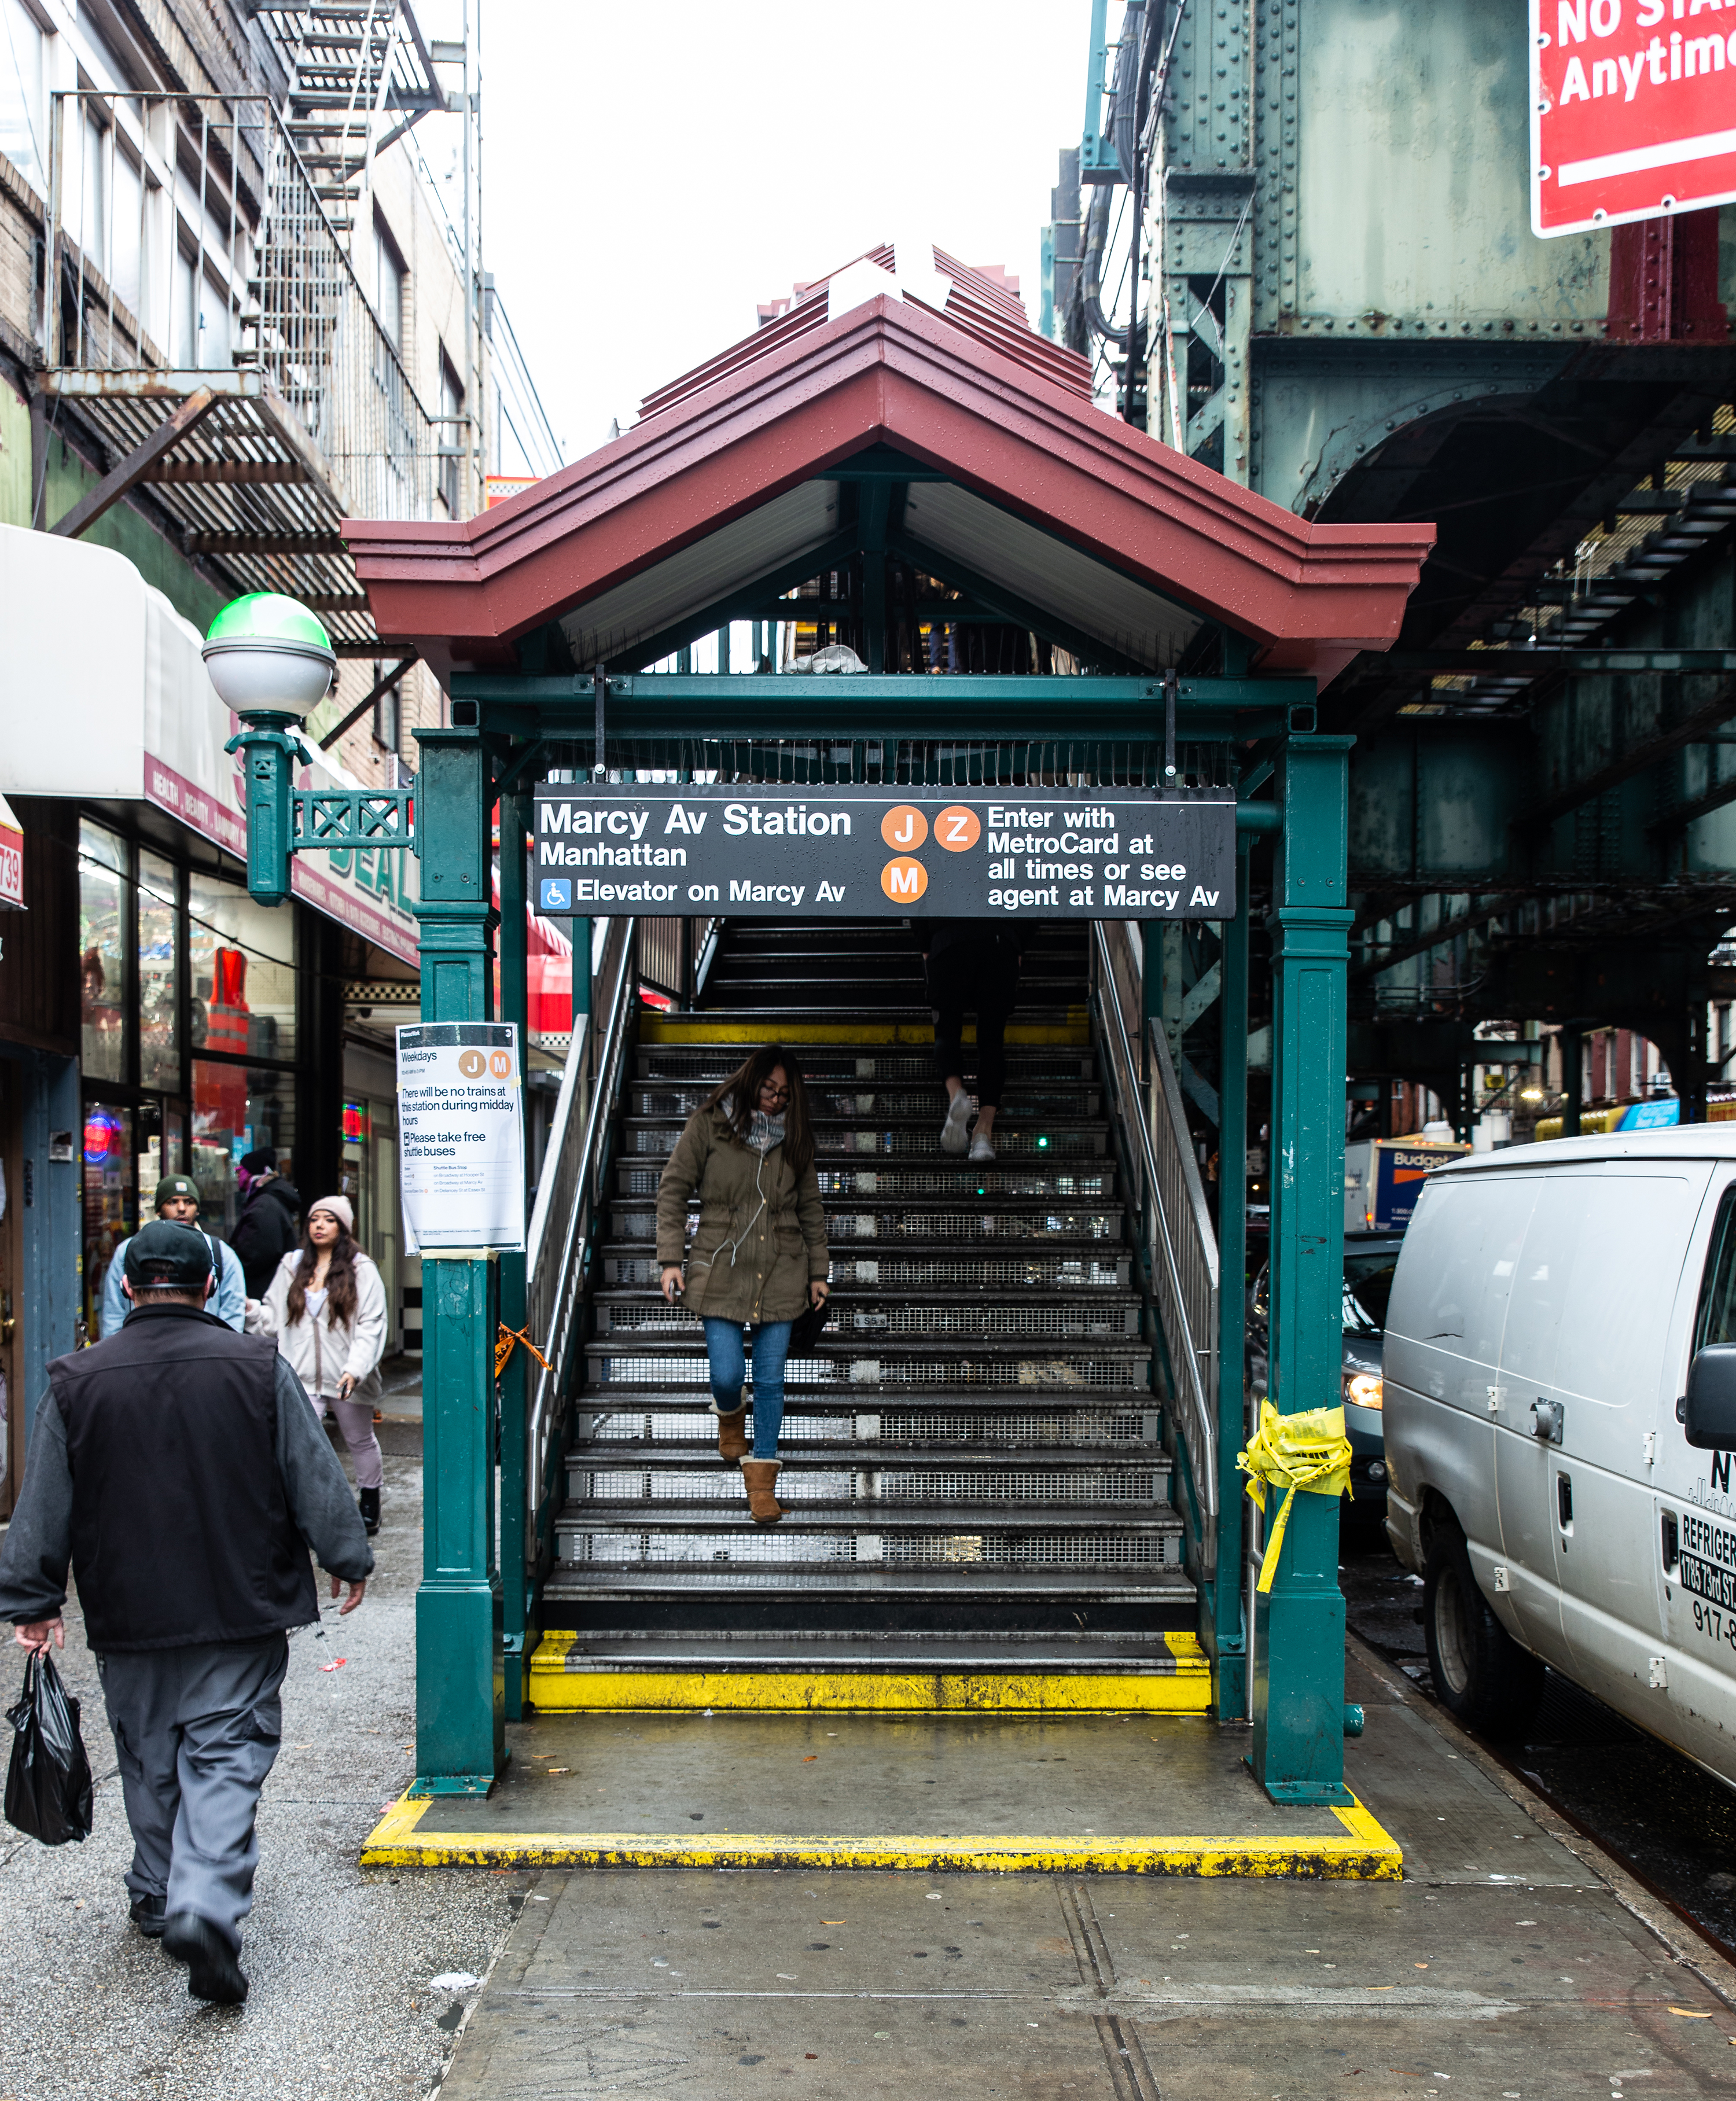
[1383,1127,1736,1784]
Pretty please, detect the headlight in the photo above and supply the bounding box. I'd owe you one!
[1344,1370,1384,1411]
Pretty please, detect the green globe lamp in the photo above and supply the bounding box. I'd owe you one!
[208,593,338,906]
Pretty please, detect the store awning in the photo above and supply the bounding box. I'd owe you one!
[0,525,418,963]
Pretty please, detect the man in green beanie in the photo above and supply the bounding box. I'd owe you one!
[100,1176,245,1337]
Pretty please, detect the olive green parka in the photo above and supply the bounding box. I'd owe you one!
[655,1105,829,1323]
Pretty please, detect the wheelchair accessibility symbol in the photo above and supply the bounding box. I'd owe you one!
[540,878,572,912]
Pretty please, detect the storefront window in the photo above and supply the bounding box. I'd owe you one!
[138,849,179,1092]
[188,872,296,1067]
[79,820,126,1082]
[192,1059,297,1238]
[82,1100,132,1338]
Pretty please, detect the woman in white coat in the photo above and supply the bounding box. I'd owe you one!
[248,1195,388,1534]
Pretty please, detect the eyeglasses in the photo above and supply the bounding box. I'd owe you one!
[759,1084,792,1103]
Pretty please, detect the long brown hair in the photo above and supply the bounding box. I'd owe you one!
[704,1043,814,1176]
[286,1220,362,1329]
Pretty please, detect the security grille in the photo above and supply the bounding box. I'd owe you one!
[870,1469,1158,1504]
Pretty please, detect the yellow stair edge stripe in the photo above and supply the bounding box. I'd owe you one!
[526,1632,1208,1713]
[359,1795,1402,1880]
[524,1671,1211,1714]
[638,1018,1090,1046]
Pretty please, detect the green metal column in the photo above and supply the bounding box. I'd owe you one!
[498,784,531,1723]
[1212,841,1252,1721]
[411,724,506,1794]
[1253,735,1355,1804]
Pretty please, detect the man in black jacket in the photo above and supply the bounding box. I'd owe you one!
[0,1222,373,2007]
[229,1147,302,1298]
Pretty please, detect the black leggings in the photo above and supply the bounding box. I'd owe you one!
[933,984,1014,1109]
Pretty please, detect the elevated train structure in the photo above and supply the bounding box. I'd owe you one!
[1046,0,1736,1133]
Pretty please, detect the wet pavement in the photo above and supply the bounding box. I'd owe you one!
[436,1640,1736,2099]
[1340,1505,1736,1959]
[0,1410,526,2101]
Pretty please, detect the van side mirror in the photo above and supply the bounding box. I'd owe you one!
[1683,1345,1736,1449]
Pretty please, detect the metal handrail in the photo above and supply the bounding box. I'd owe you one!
[525,918,637,1546]
[1090,919,1219,1518]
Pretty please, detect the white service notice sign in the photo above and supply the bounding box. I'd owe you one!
[396,1022,525,1253]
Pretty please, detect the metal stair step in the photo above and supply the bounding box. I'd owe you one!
[609,1205,1129,1245]
[568,1444,1166,1474]
[616,1162,1119,1199]
[601,1249,1132,1288]
[541,1565,1196,1602]
[539,1632,1185,1670]
[570,1392,1162,1426]
[635,1048,1095,1080]
[628,1084,1102,1117]
[594,1294,1144,1340]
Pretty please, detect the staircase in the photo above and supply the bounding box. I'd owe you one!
[530,918,1207,1714]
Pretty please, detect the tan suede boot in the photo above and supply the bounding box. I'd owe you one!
[716,1406,749,1463]
[741,1458,784,1525]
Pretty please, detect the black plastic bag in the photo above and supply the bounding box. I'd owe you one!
[4,1650,93,1845]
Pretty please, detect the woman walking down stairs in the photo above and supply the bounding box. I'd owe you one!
[529,918,1209,1716]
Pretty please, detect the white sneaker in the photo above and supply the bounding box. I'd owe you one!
[940,1092,972,1154]
[969,1133,996,1163]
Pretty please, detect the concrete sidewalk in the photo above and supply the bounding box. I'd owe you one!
[0,1416,525,2101]
[435,1643,1736,2099]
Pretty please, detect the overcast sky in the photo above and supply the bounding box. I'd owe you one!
[419,0,1097,463]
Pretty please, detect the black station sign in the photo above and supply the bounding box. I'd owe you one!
[531,786,1237,919]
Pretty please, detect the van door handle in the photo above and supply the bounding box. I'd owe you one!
[1557,1471,1573,1530]
[1662,1510,1679,1573]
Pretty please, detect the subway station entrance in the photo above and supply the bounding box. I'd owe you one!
[245,244,1433,1853]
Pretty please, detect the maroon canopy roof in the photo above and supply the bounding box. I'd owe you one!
[344,245,1433,689]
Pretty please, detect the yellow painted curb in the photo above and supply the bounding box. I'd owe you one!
[638,1017,1090,1047]
[359,1793,1402,1879]
[525,1632,1210,1714]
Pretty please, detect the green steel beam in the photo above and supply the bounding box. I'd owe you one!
[1212,838,1252,1724]
[1253,734,1355,1806]
[497,784,532,1724]
[1381,649,1736,677]
[409,724,506,1797]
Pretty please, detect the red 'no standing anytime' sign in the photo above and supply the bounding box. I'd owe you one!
[1531,0,1736,235]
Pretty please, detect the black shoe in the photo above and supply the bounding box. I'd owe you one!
[162,1912,248,2004]
[128,1893,167,1938]
[359,1486,381,1535]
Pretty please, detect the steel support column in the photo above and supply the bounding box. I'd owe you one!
[1212,839,1252,1721]
[410,725,505,1795]
[498,783,531,1722]
[1253,737,1354,1805]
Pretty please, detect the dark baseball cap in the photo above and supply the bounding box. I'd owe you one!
[239,1147,277,1174]
[123,1221,213,1292]
[153,1175,200,1211]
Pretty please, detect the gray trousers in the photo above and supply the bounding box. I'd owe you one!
[95,1633,289,1949]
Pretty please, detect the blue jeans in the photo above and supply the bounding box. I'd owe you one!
[702,1317,792,1460]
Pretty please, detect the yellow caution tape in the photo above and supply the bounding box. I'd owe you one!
[1237,1399,1354,1593]
[494,1323,552,1381]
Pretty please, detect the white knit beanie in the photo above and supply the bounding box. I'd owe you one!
[309,1194,354,1234]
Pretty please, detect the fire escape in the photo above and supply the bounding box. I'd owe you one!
[36,2,451,664]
